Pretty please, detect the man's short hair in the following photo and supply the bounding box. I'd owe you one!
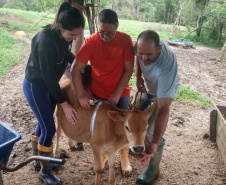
[137,30,160,48]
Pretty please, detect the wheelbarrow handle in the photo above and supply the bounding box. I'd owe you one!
[2,156,65,172]
[36,156,65,165]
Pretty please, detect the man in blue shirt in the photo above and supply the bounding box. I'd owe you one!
[134,30,180,185]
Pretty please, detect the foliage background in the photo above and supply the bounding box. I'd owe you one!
[1,0,225,47]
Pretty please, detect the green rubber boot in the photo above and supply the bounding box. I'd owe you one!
[136,139,165,185]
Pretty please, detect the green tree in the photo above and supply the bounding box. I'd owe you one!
[0,0,7,8]
[101,0,111,9]
[139,1,156,22]
[36,0,62,12]
[4,0,24,9]
[164,0,178,24]
[151,0,165,22]
[3,0,60,11]
[180,0,225,45]
[208,1,226,43]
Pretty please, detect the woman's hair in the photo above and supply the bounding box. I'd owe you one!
[44,2,85,32]
[98,9,118,26]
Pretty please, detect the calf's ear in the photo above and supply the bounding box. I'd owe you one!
[144,102,156,118]
[107,111,125,121]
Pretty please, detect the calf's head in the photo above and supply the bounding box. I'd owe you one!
[107,103,155,154]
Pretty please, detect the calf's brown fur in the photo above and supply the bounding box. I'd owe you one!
[54,75,155,185]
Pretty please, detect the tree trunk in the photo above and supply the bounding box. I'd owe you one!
[167,0,174,24]
[115,0,118,11]
[164,0,170,23]
[112,0,116,11]
[196,15,205,38]
[136,1,140,20]
[169,0,186,39]
[217,41,226,62]
[181,27,200,41]
[217,22,223,43]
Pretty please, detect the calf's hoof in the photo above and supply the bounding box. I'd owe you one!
[54,149,69,158]
[70,142,84,151]
[122,165,132,176]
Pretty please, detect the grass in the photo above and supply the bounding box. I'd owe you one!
[0,8,189,41]
[129,77,211,109]
[0,8,55,26]
[0,8,89,31]
[0,19,43,32]
[118,19,188,41]
[118,20,151,39]
[174,84,211,108]
[0,29,21,78]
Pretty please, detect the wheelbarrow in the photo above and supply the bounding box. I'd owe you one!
[0,120,65,185]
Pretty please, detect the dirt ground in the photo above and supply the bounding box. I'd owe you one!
[0,34,226,185]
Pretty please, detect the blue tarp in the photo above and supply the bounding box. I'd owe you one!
[169,39,193,47]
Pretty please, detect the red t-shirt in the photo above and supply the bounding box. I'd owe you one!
[76,31,134,99]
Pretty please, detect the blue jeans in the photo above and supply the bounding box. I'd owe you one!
[23,78,56,147]
[92,94,130,110]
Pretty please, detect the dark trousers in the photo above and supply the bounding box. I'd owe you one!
[23,78,56,147]
[92,94,130,110]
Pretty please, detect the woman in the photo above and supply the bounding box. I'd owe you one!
[72,9,134,110]
[23,2,85,185]
[71,9,134,175]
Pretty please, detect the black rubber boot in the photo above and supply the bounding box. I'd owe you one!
[31,132,41,170]
[31,133,60,170]
[38,150,61,185]
[136,139,165,185]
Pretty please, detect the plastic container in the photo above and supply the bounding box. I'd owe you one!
[0,121,21,170]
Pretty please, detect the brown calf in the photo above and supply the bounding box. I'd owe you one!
[54,75,155,185]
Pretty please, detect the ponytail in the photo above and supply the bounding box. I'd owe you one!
[43,2,85,32]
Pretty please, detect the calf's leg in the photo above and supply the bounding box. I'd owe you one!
[120,146,132,176]
[54,108,62,158]
[108,153,116,185]
[67,137,75,149]
[102,152,108,166]
[92,148,106,185]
